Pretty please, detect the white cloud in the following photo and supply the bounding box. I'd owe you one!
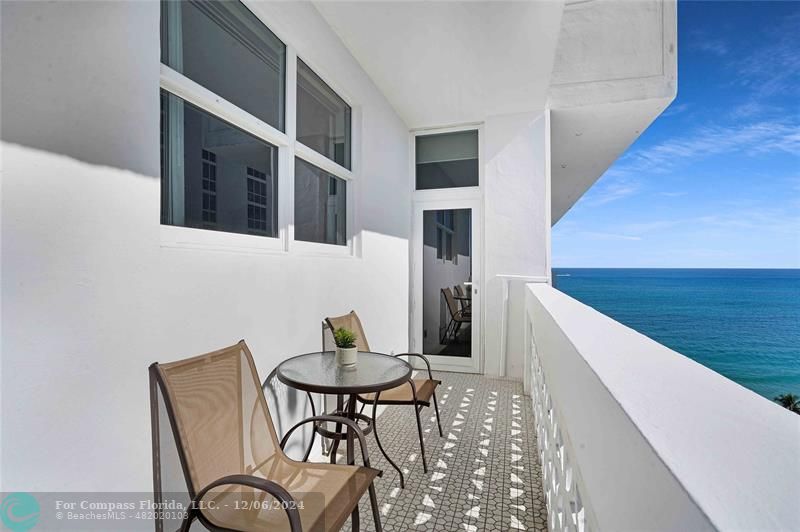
[662,103,690,118]
[577,231,642,242]
[694,39,728,57]
[621,120,800,174]
[733,11,800,97]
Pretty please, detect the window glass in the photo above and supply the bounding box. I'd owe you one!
[161,90,278,237]
[161,0,286,131]
[294,158,347,246]
[297,59,351,169]
[416,130,479,190]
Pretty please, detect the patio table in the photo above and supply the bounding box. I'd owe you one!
[275,351,413,489]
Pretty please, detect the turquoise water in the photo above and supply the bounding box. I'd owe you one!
[552,268,800,400]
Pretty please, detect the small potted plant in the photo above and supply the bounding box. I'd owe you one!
[334,327,358,367]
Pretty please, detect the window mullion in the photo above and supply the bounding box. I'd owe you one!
[283,45,298,251]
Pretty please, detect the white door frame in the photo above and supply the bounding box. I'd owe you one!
[411,196,483,373]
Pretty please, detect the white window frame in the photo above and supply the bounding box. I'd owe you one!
[409,123,484,374]
[291,54,358,257]
[412,123,482,203]
[158,5,360,258]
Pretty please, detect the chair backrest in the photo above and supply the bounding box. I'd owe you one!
[442,287,460,317]
[324,310,371,351]
[454,285,464,297]
[150,340,280,498]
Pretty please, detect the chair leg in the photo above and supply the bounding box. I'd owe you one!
[368,481,383,532]
[432,391,444,437]
[410,381,428,473]
[371,392,405,488]
[347,395,360,532]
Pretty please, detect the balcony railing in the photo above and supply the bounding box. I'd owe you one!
[524,283,800,532]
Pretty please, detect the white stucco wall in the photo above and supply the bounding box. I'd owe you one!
[527,284,800,531]
[1,0,410,492]
[482,111,551,376]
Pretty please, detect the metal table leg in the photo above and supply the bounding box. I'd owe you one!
[346,393,360,531]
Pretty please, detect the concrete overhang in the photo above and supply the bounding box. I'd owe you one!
[314,0,565,130]
[314,0,676,224]
[549,0,677,223]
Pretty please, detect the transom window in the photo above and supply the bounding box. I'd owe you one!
[416,130,479,190]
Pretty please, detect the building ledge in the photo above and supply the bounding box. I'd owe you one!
[526,283,800,531]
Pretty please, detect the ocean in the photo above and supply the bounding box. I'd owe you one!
[552,268,800,401]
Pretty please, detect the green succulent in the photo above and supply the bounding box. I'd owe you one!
[334,328,357,349]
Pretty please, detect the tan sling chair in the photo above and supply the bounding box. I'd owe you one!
[323,311,443,489]
[149,340,382,531]
[442,287,471,343]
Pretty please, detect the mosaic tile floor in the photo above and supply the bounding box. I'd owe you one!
[338,371,547,532]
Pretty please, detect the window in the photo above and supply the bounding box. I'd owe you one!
[294,158,347,246]
[246,167,271,235]
[201,150,218,226]
[297,59,351,169]
[416,130,479,190]
[159,0,358,251]
[161,90,278,237]
[436,210,455,261]
[161,0,286,131]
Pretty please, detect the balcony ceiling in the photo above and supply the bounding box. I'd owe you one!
[314,1,564,129]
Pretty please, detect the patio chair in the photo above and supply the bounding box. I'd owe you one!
[442,287,471,342]
[453,284,472,315]
[323,311,443,487]
[149,340,382,532]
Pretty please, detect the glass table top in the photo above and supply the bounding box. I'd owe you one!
[276,351,412,394]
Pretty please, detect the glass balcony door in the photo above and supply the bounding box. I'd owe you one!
[412,199,482,373]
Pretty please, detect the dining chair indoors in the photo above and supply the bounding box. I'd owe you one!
[453,284,472,315]
[149,340,382,531]
[442,287,471,343]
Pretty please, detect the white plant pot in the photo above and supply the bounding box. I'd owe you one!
[336,347,358,367]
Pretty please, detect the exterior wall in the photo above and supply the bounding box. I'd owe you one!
[1,0,410,492]
[482,111,551,376]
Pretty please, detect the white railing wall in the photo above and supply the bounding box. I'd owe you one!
[525,284,800,532]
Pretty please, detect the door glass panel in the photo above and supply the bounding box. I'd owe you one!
[423,209,472,357]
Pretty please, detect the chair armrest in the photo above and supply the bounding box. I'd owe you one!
[190,474,301,532]
[395,353,436,381]
[280,415,378,472]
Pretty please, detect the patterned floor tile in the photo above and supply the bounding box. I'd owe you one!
[334,372,545,532]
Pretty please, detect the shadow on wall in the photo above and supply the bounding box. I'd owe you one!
[0,1,413,242]
[0,1,161,178]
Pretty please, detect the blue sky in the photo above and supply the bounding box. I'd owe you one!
[553,1,800,268]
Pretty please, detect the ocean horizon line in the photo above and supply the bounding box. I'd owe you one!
[552,267,800,271]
